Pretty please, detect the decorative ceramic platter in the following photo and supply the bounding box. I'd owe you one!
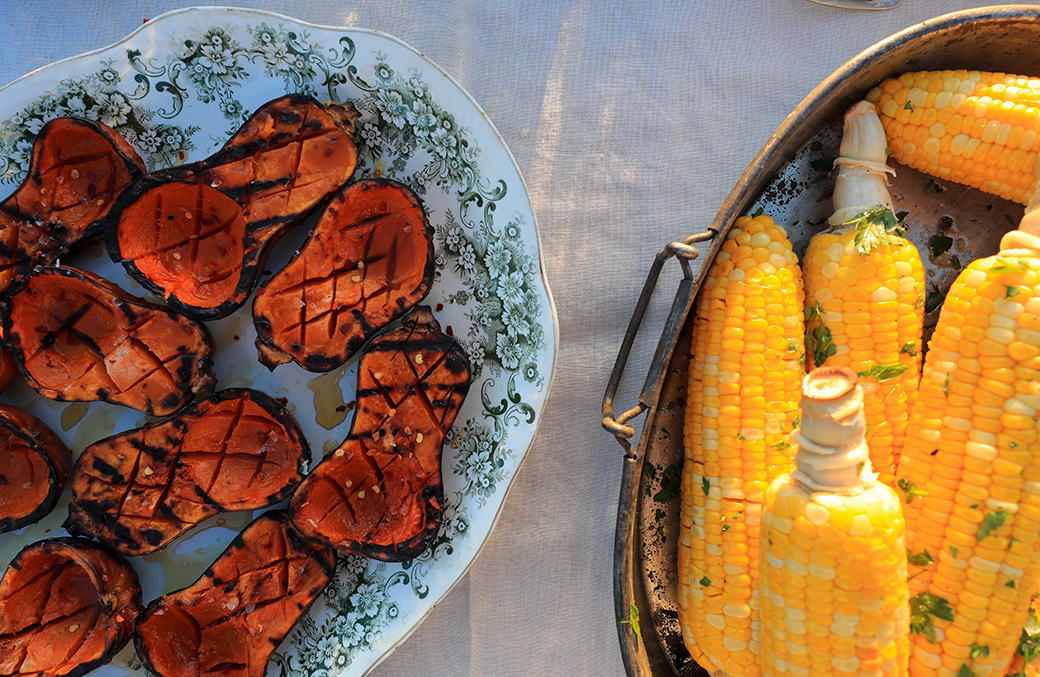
[0,6,556,676]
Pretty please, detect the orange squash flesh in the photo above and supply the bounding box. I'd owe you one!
[0,404,71,533]
[65,388,308,556]
[0,538,141,677]
[116,181,247,310]
[105,94,361,320]
[134,511,335,677]
[253,178,435,372]
[290,306,471,561]
[0,117,146,297]
[0,266,215,415]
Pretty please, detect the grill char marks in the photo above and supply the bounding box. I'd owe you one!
[134,511,335,677]
[103,94,362,321]
[0,116,146,298]
[253,178,435,372]
[65,388,309,556]
[0,266,215,415]
[289,306,470,561]
[0,537,141,677]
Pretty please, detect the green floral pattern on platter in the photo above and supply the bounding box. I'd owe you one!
[0,8,555,677]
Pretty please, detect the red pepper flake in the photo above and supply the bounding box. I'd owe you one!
[276,396,289,405]
[143,17,149,23]
[347,400,356,410]
[436,303,444,312]
[335,405,347,413]
[446,325,454,336]
[233,335,240,341]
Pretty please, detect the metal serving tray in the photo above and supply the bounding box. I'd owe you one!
[603,6,1040,676]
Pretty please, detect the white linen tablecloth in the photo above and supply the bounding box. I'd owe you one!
[0,1,1029,675]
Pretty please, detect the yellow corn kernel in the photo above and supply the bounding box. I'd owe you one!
[679,214,805,675]
[868,71,1040,204]
[759,370,909,677]
[803,215,924,487]
[895,242,1040,676]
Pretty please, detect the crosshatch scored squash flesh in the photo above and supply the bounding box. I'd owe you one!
[678,214,805,676]
[253,178,435,372]
[65,388,308,556]
[0,537,141,677]
[134,510,335,677]
[105,93,361,320]
[0,265,216,416]
[0,116,146,297]
[290,306,471,561]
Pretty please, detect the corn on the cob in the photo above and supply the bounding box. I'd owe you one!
[802,100,924,487]
[894,173,1040,675]
[679,213,805,676]
[867,70,1040,205]
[759,366,909,677]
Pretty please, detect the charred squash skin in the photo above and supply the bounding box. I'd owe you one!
[290,306,471,561]
[0,266,216,416]
[0,347,18,395]
[65,388,308,556]
[253,178,435,372]
[0,117,146,298]
[134,510,335,677]
[0,404,71,534]
[103,94,361,320]
[0,537,141,677]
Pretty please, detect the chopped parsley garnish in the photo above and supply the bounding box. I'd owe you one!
[900,341,918,356]
[898,478,929,504]
[1011,607,1040,677]
[846,206,904,255]
[907,549,935,567]
[910,592,955,642]
[977,507,1009,541]
[810,157,836,172]
[926,284,948,313]
[805,301,836,368]
[858,362,910,383]
[991,257,1030,274]
[970,645,989,660]
[621,602,641,639]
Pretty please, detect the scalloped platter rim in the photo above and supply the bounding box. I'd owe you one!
[0,6,557,677]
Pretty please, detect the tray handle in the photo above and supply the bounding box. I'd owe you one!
[601,228,717,456]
